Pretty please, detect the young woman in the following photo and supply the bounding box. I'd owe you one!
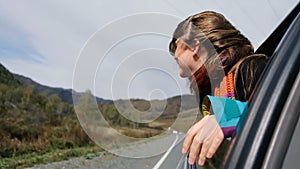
[169,11,269,167]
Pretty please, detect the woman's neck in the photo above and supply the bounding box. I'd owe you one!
[190,66,212,104]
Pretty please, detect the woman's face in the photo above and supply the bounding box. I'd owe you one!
[174,39,205,77]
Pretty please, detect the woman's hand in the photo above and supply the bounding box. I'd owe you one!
[182,115,224,166]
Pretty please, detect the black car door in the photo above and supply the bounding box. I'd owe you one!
[223,3,300,169]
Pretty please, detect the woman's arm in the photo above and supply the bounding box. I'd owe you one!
[183,96,247,166]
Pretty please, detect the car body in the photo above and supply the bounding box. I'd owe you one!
[222,2,300,169]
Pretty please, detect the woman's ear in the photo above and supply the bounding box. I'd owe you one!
[192,39,201,61]
[192,39,201,54]
[193,39,209,63]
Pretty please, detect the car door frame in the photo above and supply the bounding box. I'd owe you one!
[222,3,300,169]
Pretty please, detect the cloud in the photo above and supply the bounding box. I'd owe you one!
[0,0,298,99]
[0,17,45,64]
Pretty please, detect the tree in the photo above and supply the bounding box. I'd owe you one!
[74,90,101,126]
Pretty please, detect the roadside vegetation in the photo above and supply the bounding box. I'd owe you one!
[0,63,198,168]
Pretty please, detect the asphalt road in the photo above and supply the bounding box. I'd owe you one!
[28,132,204,169]
[154,133,202,169]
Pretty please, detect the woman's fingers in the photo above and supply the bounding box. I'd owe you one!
[186,116,213,165]
[198,138,211,166]
[182,128,195,154]
[182,119,205,154]
[198,121,219,165]
[182,115,225,165]
[188,137,202,164]
[206,128,224,158]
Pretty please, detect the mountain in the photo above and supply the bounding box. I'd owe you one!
[0,63,22,87]
[0,63,111,104]
[1,63,196,108]
[13,74,77,104]
[13,74,113,104]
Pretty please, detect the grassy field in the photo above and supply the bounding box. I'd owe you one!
[0,146,103,169]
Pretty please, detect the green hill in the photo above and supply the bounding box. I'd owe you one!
[0,63,21,87]
[0,63,93,168]
[0,63,200,168]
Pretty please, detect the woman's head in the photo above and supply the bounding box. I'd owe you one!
[169,11,254,76]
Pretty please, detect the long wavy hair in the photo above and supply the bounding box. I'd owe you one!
[169,11,254,75]
[232,54,269,101]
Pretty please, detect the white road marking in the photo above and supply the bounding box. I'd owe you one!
[152,134,179,169]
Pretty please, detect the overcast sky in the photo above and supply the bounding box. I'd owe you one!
[0,0,298,100]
